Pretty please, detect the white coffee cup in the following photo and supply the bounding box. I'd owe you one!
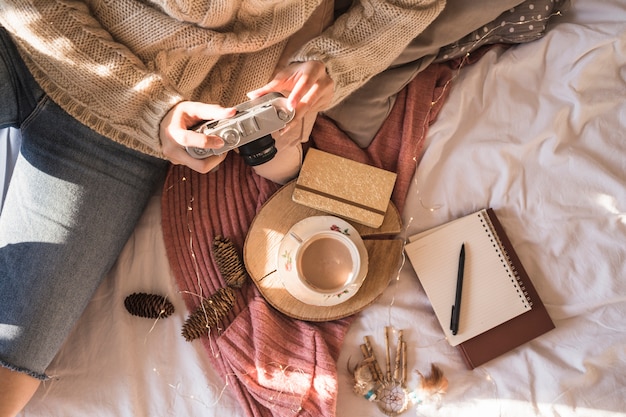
[292,231,361,295]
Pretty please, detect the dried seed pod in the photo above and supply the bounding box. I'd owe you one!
[124,292,175,319]
[213,235,248,288]
[349,358,378,400]
[181,287,236,342]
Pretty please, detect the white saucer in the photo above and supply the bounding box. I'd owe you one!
[276,216,369,306]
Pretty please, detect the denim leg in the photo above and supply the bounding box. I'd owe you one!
[0,29,169,379]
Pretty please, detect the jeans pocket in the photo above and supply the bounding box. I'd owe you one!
[19,94,50,132]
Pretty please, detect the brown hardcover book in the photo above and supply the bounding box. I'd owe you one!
[292,149,397,228]
[405,208,555,369]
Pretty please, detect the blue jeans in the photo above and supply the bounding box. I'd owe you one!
[0,28,169,379]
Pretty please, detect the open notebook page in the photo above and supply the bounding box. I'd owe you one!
[406,210,531,346]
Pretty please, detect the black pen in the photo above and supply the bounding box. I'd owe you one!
[450,243,465,336]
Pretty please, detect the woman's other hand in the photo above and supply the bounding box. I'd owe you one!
[160,101,236,173]
[247,60,334,138]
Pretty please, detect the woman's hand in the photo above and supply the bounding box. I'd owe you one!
[247,60,334,137]
[160,101,236,173]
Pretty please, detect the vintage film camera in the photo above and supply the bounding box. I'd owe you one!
[186,92,295,166]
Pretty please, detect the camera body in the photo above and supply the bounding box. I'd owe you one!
[186,92,295,164]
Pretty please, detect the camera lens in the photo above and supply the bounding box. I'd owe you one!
[238,134,277,166]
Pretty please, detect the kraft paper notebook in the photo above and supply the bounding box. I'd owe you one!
[292,149,397,228]
[405,208,554,369]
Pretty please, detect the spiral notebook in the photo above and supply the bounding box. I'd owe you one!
[405,208,554,368]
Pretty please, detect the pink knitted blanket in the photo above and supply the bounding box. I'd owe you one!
[161,61,456,417]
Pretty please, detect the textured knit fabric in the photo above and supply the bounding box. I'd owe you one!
[161,57,464,416]
[0,0,445,159]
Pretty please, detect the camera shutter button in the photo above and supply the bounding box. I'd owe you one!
[220,129,241,146]
[277,108,293,122]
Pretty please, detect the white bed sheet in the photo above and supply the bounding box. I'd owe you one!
[19,0,626,415]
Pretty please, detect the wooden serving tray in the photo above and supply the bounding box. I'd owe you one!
[244,180,404,322]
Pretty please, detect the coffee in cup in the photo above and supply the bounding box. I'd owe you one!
[295,231,360,294]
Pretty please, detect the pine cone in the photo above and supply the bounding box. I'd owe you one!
[181,287,236,342]
[124,292,175,319]
[213,236,248,288]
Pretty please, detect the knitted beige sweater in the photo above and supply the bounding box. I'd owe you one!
[0,0,444,158]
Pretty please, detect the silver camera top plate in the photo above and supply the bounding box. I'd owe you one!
[186,92,295,159]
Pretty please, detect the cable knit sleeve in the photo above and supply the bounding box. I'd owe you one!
[291,0,446,108]
[0,0,183,158]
